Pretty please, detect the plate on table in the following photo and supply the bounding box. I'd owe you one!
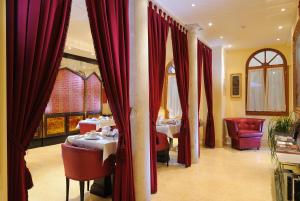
[105,134,116,138]
[84,135,101,140]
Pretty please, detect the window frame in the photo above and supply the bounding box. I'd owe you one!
[245,48,289,116]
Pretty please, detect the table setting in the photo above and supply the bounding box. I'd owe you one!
[76,116,116,131]
[66,126,118,161]
[156,118,181,138]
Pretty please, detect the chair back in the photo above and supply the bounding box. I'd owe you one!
[79,123,97,134]
[156,132,170,152]
[61,143,114,181]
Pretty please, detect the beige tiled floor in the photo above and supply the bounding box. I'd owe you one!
[26,145,275,201]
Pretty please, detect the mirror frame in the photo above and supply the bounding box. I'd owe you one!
[293,2,300,114]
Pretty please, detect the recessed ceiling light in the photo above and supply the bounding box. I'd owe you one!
[208,22,213,27]
[281,8,286,12]
[278,26,283,30]
[276,38,281,41]
[220,36,224,39]
[228,44,232,48]
[192,4,196,7]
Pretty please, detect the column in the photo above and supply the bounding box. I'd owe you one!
[212,46,225,147]
[186,24,200,163]
[0,0,7,200]
[129,0,151,201]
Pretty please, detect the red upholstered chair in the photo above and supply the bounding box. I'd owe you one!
[224,118,265,150]
[156,132,170,166]
[61,143,115,201]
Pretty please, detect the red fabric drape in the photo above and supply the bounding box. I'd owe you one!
[6,0,72,200]
[202,45,215,148]
[197,41,203,113]
[170,22,191,167]
[85,0,135,201]
[197,41,204,156]
[148,2,169,193]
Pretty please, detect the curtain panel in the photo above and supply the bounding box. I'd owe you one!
[197,41,204,156]
[85,0,135,200]
[6,0,72,200]
[202,45,216,148]
[266,68,286,111]
[148,2,169,194]
[247,69,265,111]
[167,76,182,118]
[170,22,191,167]
[197,41,203,111]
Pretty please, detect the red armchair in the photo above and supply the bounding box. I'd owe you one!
[156,132,170,166]
[224,118,265,150]
[61,143,115,201]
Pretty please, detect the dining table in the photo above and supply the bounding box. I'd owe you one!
[156,120,181,138]
[66,133,118,162]
[76,117,116,131]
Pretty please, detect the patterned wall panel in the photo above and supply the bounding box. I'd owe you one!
[86,73,101,112]
[68,115,84,132]
[46,117,65,136]
[45,68,84,113]
[86,113,100,119]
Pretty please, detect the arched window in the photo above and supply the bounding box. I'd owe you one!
[166,64,182,118]
[246,48,288,115]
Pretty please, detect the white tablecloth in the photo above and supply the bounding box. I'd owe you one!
[76,118,116,130]
[66,134,117,161]
[156,123,181,138]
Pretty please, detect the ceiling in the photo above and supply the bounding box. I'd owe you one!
[65,0,96,59]
[154,0,298,49]
[65,0,298,55]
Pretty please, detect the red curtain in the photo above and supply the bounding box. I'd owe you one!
[197,41,204,156]
[170,22,191,167]
[197,41,203,113]
[85,0,135,201]
[6,0,72,200]
[148,2,169,193]
[202,45,215,148]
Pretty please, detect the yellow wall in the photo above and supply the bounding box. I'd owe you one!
[224,44,293,144]
[0,0,7,200]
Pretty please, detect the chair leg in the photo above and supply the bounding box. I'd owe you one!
[66,178,69,201]
[104,175,112,195]
[167,149,170,166]
[87,180,90,191]
[79,181,84,201]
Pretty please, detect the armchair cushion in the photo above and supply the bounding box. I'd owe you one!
[238,129,263,138]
